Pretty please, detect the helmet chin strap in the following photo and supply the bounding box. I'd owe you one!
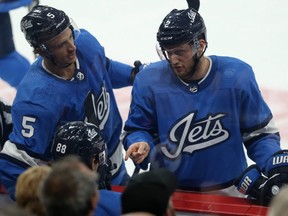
[186,42,208,82]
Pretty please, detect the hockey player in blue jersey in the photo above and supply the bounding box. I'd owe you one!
[0,0,33,88]
[0,5,140,200]
[51,121,121,216]
[122,7,287,203]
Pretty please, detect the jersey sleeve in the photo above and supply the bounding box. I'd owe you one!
[77,29,133,89]
[122,72,157,150]
[106,59,133,88]
[238,66,281,169]
[9,94,60,161]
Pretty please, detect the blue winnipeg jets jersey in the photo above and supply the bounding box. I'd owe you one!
[9,29,131,160]
[0,29,132,194]
[123,56,281,191]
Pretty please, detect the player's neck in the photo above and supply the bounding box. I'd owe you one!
[184,56,210,83]
[193,56,210,80]
[43,59,76,80]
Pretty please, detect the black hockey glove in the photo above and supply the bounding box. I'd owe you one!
[261,150,288,205]
[130,60,142,83]
[234,164,268,203]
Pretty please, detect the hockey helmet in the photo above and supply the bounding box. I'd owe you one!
[52,121,108,168]
[157,8,207,48]
[20,5,71,49]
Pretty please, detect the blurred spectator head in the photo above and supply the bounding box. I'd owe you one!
[121,168,177,216]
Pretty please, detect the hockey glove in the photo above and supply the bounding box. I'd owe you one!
[130,60,142,83]
[234,164,267,203]
[261,150,288,205]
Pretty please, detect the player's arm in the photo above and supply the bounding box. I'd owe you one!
[239,67,281,169]
[105,58,144,88]
[78,28,143,88]
[121,75,157,169]
[8,101,59,162]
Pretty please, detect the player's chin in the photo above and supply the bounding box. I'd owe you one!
[172,65,185,73]
[67,53,76,62]
[64,58,76,66]
[173,69,186,79]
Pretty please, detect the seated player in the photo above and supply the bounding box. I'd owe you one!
[51,121,121,215]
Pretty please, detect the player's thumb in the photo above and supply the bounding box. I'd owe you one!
[125,148,132,161]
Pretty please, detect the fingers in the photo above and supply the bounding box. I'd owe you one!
[137,145,147,154]
[130,150,148,164]
[125,147,133,161]
[125,142,150,164]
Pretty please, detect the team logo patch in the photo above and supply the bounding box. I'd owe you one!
[162,112,229,159]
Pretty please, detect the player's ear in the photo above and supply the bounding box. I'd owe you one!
[34,47,43,56]
[91,157,99,171]
[198,39,207,52]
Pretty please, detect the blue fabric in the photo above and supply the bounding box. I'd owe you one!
[123,56,281,190]
[0,0,32,12]
[0,50,30,87]
[0,29,132,199]
[95,190,121,216]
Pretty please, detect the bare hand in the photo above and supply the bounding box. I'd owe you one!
[125,142,150,164]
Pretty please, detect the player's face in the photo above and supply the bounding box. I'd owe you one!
[47,28,77,66]
[162,43,195,81]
